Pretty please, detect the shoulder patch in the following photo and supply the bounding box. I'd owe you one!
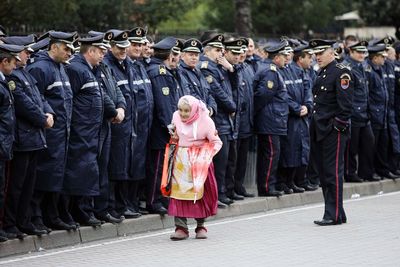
[8,81,16,91]
[162,87,169,95]
[201,61,209,69]
[270,64,277,72]
[206,75,213,84]
[365,65,372,73]
[159,65,167,75]
[267,80,274,89]
[340,73,351,90]
[336,63,351,71]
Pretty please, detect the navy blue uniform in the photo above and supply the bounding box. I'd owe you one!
[0,73,15,233]
[179,61,217,114]
[253,60,288,194]
[342,57,374,181]
[103,52,139,215]
[365,59,390,176]
[234,61,255,196]
[146,58,187,210]
[310,60,353,223]
[199,56,241,200]
[93,61,126,218]
[3,67,54,232]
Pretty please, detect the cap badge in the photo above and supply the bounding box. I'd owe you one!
[311,41,317,47]
[237,40,242,46]
[122,32,128,39]
[191,40,197,46]
[218,36,223,41]
[136,29,142,35]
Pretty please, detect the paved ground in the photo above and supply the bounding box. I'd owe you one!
[1,191,399,267]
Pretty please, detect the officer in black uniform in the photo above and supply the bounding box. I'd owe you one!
[2,36,54,236]
[253,40,289,197]
[308,39,353,226]
[342,41,377,182]
[0,43,24,241]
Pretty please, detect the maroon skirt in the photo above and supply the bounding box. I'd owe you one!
[168,163,218,218]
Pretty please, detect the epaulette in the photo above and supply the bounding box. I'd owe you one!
[336,63,351,71]
[270,64,277,72]
[159,65,167,75]
[364,65,372,73]
[200,61,208,69]
[394,66,400,72]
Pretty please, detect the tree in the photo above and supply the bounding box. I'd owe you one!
[235,0,253,36]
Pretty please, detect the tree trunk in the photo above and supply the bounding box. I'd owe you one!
[234,0,253,37]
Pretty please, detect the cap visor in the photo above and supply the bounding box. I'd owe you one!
[116,41,131,48]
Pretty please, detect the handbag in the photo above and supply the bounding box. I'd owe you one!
[160,138,178,197]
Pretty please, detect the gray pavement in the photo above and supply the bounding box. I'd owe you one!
[1,191,399,267]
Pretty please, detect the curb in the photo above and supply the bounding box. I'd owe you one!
[1,179,399,258]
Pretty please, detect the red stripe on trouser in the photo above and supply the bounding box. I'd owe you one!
[265,136,274,192]
[335,132,341,221]
[151,150,161,204]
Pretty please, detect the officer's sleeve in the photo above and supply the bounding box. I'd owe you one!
[114,79,127,110]
[334,69,354,129]
[29,73,55,116]
[102,84,118,119]
[206,89,218,116]
[201,69,236,113]
[65,66,83,95]
[253,70,278,113]
[27,66,48,95]
[150,75,176,129]
[8,76,47,128]
[302,71,314,113]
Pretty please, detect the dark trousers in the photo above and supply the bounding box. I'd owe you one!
[94,124,111,217]
[279,166,307,188]
[146,149,165,209]
[306,126,320,186]
[256,134,281,194]
[372,128,389,175]
[70,196,95,222]
[313,130,348,222]
[127,181,140,212]
[234,137,251,194]
[0,161,5,228]
[109,180,130,214]
[387,132,400,172]
[212,135,236,198]
[3,151,38,229]
[344,125,375,180]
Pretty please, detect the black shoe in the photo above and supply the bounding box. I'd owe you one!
[217,200,228,209]
[123,209,141,219]
[4,226,26,239]
[139,207,149,215]
[50,219,76,231]
[303,184,319,191]
[277,184,293,194]
[266,190,283,197]
[227,192,244,201]
[218,196,234,205]
[364,175,381,182]
[345,175,363,183]
[148,205,168,215]
[313,219,341,226]
[0,230,8,242]
[289,184,305,193]
[19,226,47,236]
[32,218,52,234]
[387,172,399,179]
[390,169,400,176]
[97,213,124,224]
[82,216,102,227]
[240,191,255,197]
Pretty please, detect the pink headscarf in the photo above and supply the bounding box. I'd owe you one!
[177,95,209,125]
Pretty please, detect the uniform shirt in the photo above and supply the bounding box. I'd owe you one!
[311,60,353,141]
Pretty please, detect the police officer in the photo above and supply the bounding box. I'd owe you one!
[27,31,78,231]
[2,36,54,236]
[342,41,377,182]
[103,30,141,219]
[0,43,24,241]
[62,34,109,226]
[146,37,184,214]
[365,44,396,179]
[279,43,314,193]
[253,40,289,197]
[199,33,240,206]
[179,39,217,121]
[308,39,353,226]
[234,38,256,198]
[88,31,126,224]
[395,44,400,136]
[126,27,154,214]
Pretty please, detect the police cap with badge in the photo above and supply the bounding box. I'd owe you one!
[88,30,114,49]
[152,36,177,52]
[182,38,202,53]
[2,34,36,53]
[367,44,388,57]
[172,38,184,54]
[48,31,78,50]
[370,36,395,48]
[348,40,368,52]
[202,33,224,49]
[309,39,336,53]
[264,40,290,55]
[78,34,109,50]
[224,37,245,54]
[128,27,146,44]
[293,43,313,55]
[0,43,24,61]
[108,30,130,48]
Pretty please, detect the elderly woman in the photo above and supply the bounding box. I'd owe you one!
[168,95,222,240]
